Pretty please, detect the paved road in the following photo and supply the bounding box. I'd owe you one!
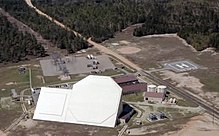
[24,0,219,120]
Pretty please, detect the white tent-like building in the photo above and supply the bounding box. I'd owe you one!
[33,75,123,128]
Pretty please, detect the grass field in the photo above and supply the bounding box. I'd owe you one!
[103,25,219,107]
[122,92,144,102]
[0,98,22,130]
[0,67,30,97]
[201,75,219,92]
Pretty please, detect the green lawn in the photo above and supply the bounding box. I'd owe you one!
[157,107,198,120]
[176,99,198,107]
[0,67,30,97]
[98,69,124,76]
[201,75,219,92]
[43,75,85,86]
[122,92,144,102]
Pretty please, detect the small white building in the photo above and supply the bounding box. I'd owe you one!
[144,85,167,103]
[33,75,123,128]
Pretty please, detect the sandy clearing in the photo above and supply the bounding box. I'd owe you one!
[142,33,197,52]
[126,124,162,135]
[33,64,40,67]
[159,70,219,108]
[19,119,38,129]
[5,82,16,85]
[117,47,141,54]
[111,43,119,46]
[200,92,219,108]
[0,130,7,136]
[119,40,130,44]
[36,75,42,79]
[200,47,218,56]
[159,71,204,93]
[167,114,219,136]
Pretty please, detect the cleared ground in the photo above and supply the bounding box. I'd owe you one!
[117,47,141,55]
[8,120,118,136]
[168,114,219,136]
[103,26,219,108]
[40,55,115,76]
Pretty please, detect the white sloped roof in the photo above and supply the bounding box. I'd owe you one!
[33,75,122,128]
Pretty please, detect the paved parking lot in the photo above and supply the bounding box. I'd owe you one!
[164,60,199,72]
[40,55,115,76]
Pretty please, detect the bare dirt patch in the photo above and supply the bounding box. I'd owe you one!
[8,121,118,136]
[168,114,219,136]
[119,40,130,45]
[200,47,218,56]
[5,82,16,86]
[103,25,219,107]
[19,119,38,129]
[159,71,204,93]
[117,47,141,54]
[0,130,7,136]
[33,65,40,68]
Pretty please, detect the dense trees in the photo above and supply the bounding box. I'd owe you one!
[1,0,218,56]
[133,1,219,50]
[0,0,88,54]
[0,14,45,63]
[33,0,149,42]
[34,0,219,51]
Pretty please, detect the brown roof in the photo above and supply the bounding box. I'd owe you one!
[121,83,147,93]
[145,92,165,98]
[113,75,138,84]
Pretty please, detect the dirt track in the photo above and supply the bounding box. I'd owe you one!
[0,8,56,53]
[25,0,141,71]
[87,38,141,71]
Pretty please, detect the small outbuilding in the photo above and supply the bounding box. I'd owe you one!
[144,92,165,103]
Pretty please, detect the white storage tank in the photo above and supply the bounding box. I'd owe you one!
[87,55,91,59]
[147,85,157,92]
[172,98,176,103]
[169,98,173,103]
[157,85,167,93]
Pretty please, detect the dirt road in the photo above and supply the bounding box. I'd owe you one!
[25,0,141,71]
[24,0,219,121]
[87,38,141,71]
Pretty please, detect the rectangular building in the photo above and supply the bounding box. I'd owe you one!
[113,75,138,85]
[121,83,147,95]
[144,92,165,103]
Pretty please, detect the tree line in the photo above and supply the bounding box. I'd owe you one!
[33,0,149,42]
[0,14,45,63]
[0,0,88,56]
[34,0,219,51]
[133,1,219,51]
